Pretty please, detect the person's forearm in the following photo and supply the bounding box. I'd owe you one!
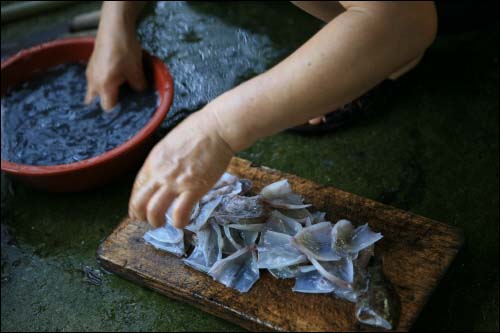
[209,1,437,152]
[98,1,146,36]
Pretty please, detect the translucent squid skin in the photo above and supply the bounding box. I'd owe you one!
[185,197,222,232]
[355,258,401,330]
[143,173,393,328]
[264,210,303,236]
[292,222,341,262]
[331,219,383,258]
[260,179,312,209]
[207,245,260,293]
[143,230,185,257]
[183,222,223,273]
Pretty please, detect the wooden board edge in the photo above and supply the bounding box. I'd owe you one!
[400,239,463,330]
[96,241,277,332]
[96,157,465,331]
[95,217,462,333]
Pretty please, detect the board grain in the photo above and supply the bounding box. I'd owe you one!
[97,157,463,332]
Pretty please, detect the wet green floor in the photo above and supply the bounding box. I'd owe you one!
[1,2,498,332]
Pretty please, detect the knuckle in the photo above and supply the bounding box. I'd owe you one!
[94,72,117,90]
[98,79,112,91]
[134,178,146,190]
[129,204,144,221]
[177,167,198,185]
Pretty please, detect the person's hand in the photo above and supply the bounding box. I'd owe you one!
[84,18,146,111]
[128,109,235,228]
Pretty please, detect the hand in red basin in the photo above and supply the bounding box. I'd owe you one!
[84,2,147,111]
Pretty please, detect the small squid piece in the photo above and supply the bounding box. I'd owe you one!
[257,231,308,269]
[183,222,223,273]
[355,258,400,330]
[260,179,311,209]
[208,245,259,293]
[264,210,303,236]
[185,197,222,232]
[331,220,383,257]
[292,222,341,261]
[143,226,185,257]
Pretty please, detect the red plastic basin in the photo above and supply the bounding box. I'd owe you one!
[1,37,174,192]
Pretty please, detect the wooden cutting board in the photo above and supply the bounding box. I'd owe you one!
[97,157,463,332]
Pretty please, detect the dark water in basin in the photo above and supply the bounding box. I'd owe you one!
[1,63,158,166]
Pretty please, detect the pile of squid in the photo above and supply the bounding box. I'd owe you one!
[144,173,400,330]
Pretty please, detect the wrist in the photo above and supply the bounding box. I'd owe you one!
[204,97,258,154]
[187,109,236,159]
[100,2,141,37]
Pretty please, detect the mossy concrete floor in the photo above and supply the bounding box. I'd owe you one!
[1,2,498,332]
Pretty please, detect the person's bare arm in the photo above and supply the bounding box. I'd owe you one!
[85,1,147,111]
[129,1,438,228]
[210,1,438,152]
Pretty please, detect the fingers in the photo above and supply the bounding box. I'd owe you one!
[85,77,120,111]
[85,67,121,111]
[146,185,176,228]
[84,85,98,105]
[129,179,161,222]
[86,61,145,111]
[126,65,147,92]
[171,191,201,229]
[130,180,199,230]
[99,84,119,112]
